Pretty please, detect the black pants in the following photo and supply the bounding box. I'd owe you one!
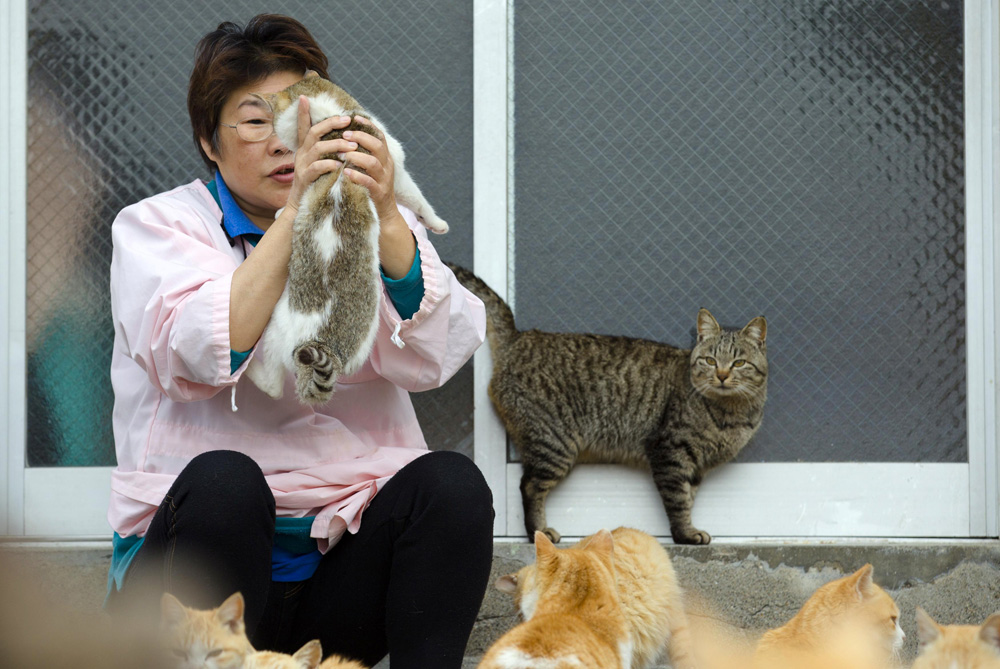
[107,449,494,668]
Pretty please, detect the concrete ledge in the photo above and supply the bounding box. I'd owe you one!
[2,539,999,667]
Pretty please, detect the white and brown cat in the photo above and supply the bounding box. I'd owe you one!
[245,73,447,405]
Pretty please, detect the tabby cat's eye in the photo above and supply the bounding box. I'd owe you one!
[705,357,717,366]
[733,360,746,367]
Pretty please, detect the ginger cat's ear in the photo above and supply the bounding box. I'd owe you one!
[585,528,615,557]
[160,592,187,627]
[742,316,767,345]
[915,607,942,651]
[979,613,1000,651]
[292,639,323,669]
[215,592,246,634]
[534,531,556,558]
[697,309,721,343]
[495,573,519,595]
[850,563,875,598]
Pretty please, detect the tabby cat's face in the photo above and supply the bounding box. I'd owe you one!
[160,592,253,669]
[690,309,767,401]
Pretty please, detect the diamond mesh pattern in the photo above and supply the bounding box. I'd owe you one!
[26,1,474,466]
[513,0,965,462]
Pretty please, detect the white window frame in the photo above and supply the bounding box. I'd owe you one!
[2,0,998,540]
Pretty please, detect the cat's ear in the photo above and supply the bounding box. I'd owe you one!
[585,528,615,557]
[915,607,942,651]
[979,613,1000,651]
[534,531,556,559]
[741,316,767,345]
[160,592,188,627]
[495,573,519,594]
[292,639,323,669]
[303,69,320,79]
[215,592,246,634]
[697,309,721,343]
[849,563,876,599]
[250,91,279,116]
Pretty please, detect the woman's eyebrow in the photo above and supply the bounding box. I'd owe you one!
[237,99,270,110]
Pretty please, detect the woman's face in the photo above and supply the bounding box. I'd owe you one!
[200,70,304,230]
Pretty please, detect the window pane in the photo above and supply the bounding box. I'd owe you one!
[26,1,474,466]
[513,1,965,462]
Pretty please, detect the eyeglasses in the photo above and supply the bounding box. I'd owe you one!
[218,118,275,142]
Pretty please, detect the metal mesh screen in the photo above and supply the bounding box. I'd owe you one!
[26,0,474,466]
[513,1,965,462]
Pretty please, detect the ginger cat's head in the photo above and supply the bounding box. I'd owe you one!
[496,529,617,621]
[913,607,1000,669]
[243,639,323,669]
[757,564,904,665]
[160,591,254,669]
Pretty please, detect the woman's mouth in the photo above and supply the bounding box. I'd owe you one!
[269,165,295,183]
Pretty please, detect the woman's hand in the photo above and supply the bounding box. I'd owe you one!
[340,116,399,220]
[283,96,357,213]
[341,116,416,279]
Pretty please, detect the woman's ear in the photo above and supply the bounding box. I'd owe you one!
[199,135,220,165]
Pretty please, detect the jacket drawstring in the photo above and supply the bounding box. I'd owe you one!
[391,322,406,349]
[231,384,239,412]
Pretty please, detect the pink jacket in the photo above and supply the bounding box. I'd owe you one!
[109,180,485,551]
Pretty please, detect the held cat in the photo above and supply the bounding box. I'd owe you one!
[448,264,767,545]
[244,74,447,405]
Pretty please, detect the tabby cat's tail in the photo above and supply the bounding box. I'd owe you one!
[446,263,518,353]
[293,341,342,405]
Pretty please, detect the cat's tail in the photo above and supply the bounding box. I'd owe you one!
[293,341,343,405]
[446,263,517,353]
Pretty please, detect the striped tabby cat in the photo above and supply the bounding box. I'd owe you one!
[449,264,767,545]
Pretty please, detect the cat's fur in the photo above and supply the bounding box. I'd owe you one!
[913,608,1000,669]
[160,591,255,669]
[497,526,696,669]
[752,564,904,669]
[245,74,447,404]
[478,529,632,669]
[448,264,767,544]
[243,639,368,669]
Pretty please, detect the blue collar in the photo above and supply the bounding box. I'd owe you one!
[211,171,266,241]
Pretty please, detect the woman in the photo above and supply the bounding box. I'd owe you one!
[105,14,492,669]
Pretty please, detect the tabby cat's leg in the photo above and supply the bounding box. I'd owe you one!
[518,444,576,543]
[647,445,711,545]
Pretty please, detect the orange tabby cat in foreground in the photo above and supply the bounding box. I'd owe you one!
[495,526,695,669]
[913,607,1000,668]
[161,592,367,669]
[478,529,631,669]
[752,564,904,669]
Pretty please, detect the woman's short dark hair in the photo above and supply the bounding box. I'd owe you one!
[188,14,330,174]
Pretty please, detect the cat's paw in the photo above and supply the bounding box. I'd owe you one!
[531,527,561,543]
[672,527,712,545]
[418,214,449,234]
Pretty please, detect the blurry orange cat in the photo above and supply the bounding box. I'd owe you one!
[752,564,903,669]
[913,607,1000,669]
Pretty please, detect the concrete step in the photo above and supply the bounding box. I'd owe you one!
[1,539,999,668]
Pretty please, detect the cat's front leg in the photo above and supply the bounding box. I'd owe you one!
[646,445,711,545]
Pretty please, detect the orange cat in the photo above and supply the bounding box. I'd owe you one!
[243,638,368,669]
[160,591,255,669]
[913,607,1000,668]
[497,526,695,669]
[752,564,903,669]
[478,529,631,669]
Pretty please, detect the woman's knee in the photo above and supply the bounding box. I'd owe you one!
[174,450,274,515]
[407,451,494,528]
